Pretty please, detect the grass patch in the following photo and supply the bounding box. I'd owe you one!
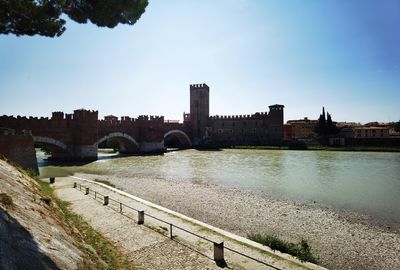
[30,175,134,270]
[94,179,116,188]
[0,193,13,208]
[248,234,318,264]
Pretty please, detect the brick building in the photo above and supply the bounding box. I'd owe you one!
[284,118,318,140]
[353,126,390,138]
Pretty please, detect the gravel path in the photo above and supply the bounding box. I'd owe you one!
[73,173,400,270]
[54,181,220,270]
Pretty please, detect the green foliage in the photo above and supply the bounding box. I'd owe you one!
[314,107,339,136]
[248,233,318,264]
[33,178,134,269]
[106,137,119,152]
[0,193,13,208]
[0,0,148,37]
[25,168,39,179]
[55,195,134,269]
[395,121,400,132]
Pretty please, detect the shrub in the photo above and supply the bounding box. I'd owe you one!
[0,193,13,208]
[248,233,318,264]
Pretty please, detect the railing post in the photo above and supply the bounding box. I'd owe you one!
[138,210,144,225]
[214,242,225,266]
[170,223,173,239]
[103,196,109,206]
[49,177,55,184]
[73,182,77,188]
[120,203,122,213]
[95,191,97,199]
[85,187,89,195]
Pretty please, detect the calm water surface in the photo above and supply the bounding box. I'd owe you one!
[39,149,400,223]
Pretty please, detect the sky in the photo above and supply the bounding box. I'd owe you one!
[0,0,399,124]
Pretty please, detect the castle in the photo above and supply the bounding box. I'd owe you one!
[184,83,284,146]
[0,83,284,167]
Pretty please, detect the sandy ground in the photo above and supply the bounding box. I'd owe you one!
[73,172,400,270]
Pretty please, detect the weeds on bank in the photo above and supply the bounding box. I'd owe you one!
[248,233,318,264]
[26,172,134,270]
[0,193,13,208]
[94,178,116,188]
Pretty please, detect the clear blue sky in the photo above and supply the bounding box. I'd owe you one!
[0,0,399,123]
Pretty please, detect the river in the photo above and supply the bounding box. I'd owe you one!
[38,149,400,224]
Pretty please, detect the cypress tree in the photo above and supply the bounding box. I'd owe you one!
[315,107,338,135]
[315,107,326,135]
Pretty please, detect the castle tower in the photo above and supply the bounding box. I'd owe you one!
[70,109,99,160]
[268,104,285,144]
[190,83,209,145]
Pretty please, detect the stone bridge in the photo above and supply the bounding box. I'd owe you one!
[0,109,192,161]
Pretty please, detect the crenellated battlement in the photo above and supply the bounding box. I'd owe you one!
[269,104,285,111]
[0,115,50,122]
[99,114,165,126]
[0,109,99,134]
[52,111,64,120]
[73,109,98,121]
[190,83,209,89]
[137,115,164,121]
[209,111,268,121]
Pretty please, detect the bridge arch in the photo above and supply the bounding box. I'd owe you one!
[164,130,192,148]
[95,132,140,153]
[33,136,67,151]
[33,136,70,160]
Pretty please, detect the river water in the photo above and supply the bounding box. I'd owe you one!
[38,149,400,224]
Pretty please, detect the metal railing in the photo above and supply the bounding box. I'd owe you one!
[70,181,283,269]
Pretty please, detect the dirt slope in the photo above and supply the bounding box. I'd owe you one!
[0,159,82,270]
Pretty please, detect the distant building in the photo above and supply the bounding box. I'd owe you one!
[104,115,118,121]
[353,126,390,138]
[285,118,318,140]
[338,126,355,138]
[283,124,292,140]
[336,122,362,128]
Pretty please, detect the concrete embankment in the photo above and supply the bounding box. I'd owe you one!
[54,175,325,270]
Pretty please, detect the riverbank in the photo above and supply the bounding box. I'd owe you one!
[229,145,400,152]
[74,172,400,270]
[0,158,134,269]
[55,176,324,270]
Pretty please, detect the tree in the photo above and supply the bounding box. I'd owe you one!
[395,121,400,132]
[314,107,339,136]
[314,107,326,135]
[0,0,148,37]
[326,112,339,134]
[106,137,119,152]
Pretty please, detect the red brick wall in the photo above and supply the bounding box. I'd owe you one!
[0,135,38,172]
